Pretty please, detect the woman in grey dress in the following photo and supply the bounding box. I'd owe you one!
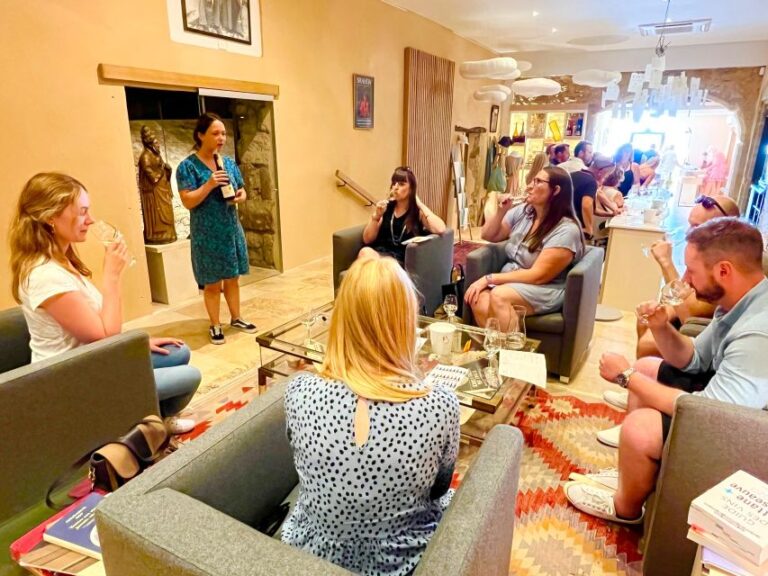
[465,165,585,330]
[281,256,460,576]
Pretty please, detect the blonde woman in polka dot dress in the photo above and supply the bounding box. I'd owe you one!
[281,257,460,575]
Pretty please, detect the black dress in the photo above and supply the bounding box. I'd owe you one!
[368,202,425,264]
[617,165,635,197]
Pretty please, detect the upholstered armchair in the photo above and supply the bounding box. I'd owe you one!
[97,380,524,576]
[463,244,604,382]
[332,225,454,316]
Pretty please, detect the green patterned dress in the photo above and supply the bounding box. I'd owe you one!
[176,154,249,286]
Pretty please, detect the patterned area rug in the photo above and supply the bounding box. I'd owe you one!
[176,378,643,575]
[452,240,486,268]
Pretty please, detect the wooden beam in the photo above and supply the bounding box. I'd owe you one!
[98,64,279,99]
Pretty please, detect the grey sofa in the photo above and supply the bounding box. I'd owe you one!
[463,244,604,382]
[641,395,768,576]
[97,380,524,576]
[333,225,455,317]
[0,307,159,576]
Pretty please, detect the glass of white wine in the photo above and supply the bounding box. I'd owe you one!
[639,280,692,325]
[443,294,458,323]
[90,221,136,267]
[483,318,503,388]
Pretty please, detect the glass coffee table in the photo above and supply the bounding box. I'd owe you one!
[256,302,541,444]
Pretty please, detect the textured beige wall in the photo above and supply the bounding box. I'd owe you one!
[0,0,494,318]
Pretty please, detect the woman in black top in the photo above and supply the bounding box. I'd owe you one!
[360,167,446,264]
[614,143,640,197]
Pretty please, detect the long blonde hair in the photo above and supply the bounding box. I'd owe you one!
[10,173,91,303]
[525,152,548,185]
[320,257,427,402]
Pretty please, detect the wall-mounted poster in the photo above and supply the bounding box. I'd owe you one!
[489,105,499,133]
[168,0,262,56]
[528,112,546,138]
[354,74,374,129]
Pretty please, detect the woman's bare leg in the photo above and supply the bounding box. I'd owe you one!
[203,282,222,325]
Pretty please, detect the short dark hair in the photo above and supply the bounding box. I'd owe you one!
[686,217,764,272]
[554,143,569,155]
[574,141,592,158]
[602,167,622,188]
[193,112,224,148]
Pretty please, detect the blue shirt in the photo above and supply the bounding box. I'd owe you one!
[686,278,768,409]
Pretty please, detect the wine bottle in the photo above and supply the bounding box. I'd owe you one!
[213,153,236,201]
[519,122,526,144]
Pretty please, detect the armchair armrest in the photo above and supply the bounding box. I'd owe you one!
[642,395,768,576]
[332,225,366,292]
[462,242,507,324]
[405,229,454,316]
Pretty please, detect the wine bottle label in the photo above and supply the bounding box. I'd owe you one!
[214,153,236,199]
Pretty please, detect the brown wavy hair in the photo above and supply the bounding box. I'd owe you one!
[10,173,91,303]
[523,166,584,253]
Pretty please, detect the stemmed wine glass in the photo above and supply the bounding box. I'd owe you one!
[443,294,458,323]
[90,221,136,267]
[641,228,685,258]
[300,306,318,346]
[483,318,503,388]
[639,279,693,325]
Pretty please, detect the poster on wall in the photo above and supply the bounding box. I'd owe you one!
[354,75,374,130]
[489,105,499,133]
[182,0,252,44]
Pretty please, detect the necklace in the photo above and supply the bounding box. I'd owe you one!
[389,209,408,245]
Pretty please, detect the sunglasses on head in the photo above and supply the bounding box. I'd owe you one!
[695,195,727,217]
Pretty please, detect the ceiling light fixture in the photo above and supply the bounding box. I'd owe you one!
[532,11,539,17]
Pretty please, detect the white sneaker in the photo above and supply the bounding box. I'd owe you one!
[597,424,622,448]
[564,481,644,525]
[568,468,619,491]
[603,389,628,411]
[165,417,196,435]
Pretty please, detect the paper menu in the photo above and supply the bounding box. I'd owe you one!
[498,351,547,389]
[424,364,468,390]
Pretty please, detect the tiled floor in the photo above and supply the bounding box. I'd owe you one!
[125,251,639,405]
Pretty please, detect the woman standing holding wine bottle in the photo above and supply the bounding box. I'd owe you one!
[177,112,256,345]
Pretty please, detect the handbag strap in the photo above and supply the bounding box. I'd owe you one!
[45,451,93,510]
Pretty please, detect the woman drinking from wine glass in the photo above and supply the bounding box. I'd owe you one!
[9,173,201,433]
[176,112,257,345]
[464,166,585,331]
[358,166,445,265]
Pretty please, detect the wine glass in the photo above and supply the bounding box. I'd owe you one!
[483,318,503,388]
[641,229,685,258]
[90,221,136,267]
[506,305,527,350]
[443,294,458,323]
[639,280,693,324]
[299,306,318,346]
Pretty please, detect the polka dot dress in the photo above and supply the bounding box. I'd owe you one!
[281,372,460,575]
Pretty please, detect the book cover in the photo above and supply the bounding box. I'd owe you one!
[689,470,768,565]
[687,527,768,576]
[43,492,105,560]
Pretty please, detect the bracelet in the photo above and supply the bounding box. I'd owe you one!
[485,274,496,288]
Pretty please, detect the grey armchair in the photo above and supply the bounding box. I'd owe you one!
[0,307,159,576]
[642,395,768,576]
[333,225,455,316]
[463,244,604,382]
[97,380,524,576]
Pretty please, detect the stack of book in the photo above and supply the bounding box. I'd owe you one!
[687,470,768,576]
[10,492,106,576]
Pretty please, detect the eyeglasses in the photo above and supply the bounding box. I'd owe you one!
[695,195,727,217]
[533,177,550,186]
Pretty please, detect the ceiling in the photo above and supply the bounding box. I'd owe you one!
[381,0,768,54]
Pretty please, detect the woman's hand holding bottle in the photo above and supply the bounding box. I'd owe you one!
[207,170,230,191]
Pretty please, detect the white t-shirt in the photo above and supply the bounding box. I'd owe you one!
[19,260,103,363]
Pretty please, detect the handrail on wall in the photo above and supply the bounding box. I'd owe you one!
[335,170,376,207]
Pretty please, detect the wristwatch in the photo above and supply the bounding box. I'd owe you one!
[485,274,496,289]
[614,367,636,389]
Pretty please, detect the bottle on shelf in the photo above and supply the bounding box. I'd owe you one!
[519,122,526,144]
[565,115,574,137]
[213,153,236,201]
[575,115,584,137]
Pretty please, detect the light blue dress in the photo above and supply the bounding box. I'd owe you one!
[281,372,460,576]
[501,204,584,314]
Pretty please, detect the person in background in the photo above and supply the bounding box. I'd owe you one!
[701,147,729,196]
[360,166,445,265]
[282,256,459,576]
[558,140,594,173]
[465,166,585,330]
[570,154,619,240]
[525,151,549,187]
[638,155,660,189]
[614,143,640,197]
[566,218,768,525]
[176,112,257,346]
[596,168,625,214]
[9,173,200,434]
[551,143,570,166]
[656,145,679,188]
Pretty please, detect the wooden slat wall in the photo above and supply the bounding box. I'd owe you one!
[403,48,455,221]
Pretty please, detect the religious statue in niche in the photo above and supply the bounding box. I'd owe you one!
[138,126,177,244]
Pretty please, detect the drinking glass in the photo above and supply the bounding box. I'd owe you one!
[639,280,693,324]
[506,305,527,350]
[300,306,318,346]
[641,229,685,259]
[483,318,503,388]
[90,221,136,267]
[443,294,458,323]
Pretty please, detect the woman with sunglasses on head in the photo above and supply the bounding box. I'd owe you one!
[9,173,201,434]
[359,167,446,265]
[465,166,585,331]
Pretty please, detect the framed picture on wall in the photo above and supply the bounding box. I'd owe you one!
[354,74,374,129]
[181,0,253,45]
[489,105,499,133]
